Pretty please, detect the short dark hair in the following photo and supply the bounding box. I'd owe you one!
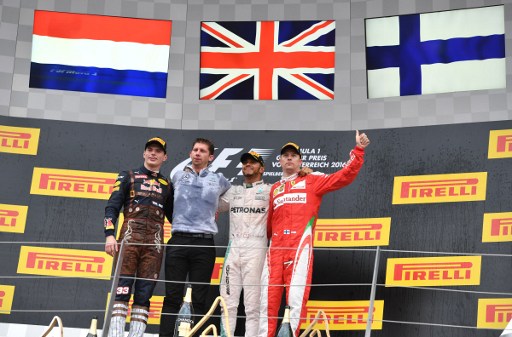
[193,138,215,155]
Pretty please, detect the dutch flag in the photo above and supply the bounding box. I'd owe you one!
[29,11,172,98]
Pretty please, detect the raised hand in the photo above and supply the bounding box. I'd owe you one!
[356,130,370,149]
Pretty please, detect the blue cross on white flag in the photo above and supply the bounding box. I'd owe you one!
[365,6,505,99]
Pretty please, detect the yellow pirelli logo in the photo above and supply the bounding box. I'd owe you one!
[106,294,164,325]
[314,218,390,247]
[163,223,172,243]
[211,257,224,285]
[0,285,15,315]
[0,204,28,234]
[482,212,512,243]
[116,214,172,243]
[392,172,487,205]
[488,129,512,159]
[301,300,384,330]
[477,298,512,329]
[30,167,117,200]
[0,125,40,155]
[385,256,481,287]
[17,246,112,280]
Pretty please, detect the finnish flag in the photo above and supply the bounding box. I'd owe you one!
[365,6,505,99]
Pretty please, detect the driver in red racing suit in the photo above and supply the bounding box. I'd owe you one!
[258,131,370,337]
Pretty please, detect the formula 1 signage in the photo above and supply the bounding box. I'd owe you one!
[170,146,355,183]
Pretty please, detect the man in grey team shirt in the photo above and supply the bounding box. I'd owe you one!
[159,138,231,337]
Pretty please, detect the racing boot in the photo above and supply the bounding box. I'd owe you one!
[127,305,149,337]
[108,301,128,337]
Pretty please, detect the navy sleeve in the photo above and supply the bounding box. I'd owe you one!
[164,181,174,224]
[104,171,130,237]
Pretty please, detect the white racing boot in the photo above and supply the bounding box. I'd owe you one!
[108,301,128,337]
[127,305,149,337]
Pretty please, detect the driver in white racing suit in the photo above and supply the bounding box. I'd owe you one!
[218,151,269,337]
[218,151,311,337]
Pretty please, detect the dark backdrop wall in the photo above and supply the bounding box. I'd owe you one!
[0,115,511,337]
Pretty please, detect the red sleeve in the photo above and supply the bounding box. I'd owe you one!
[312,146,365,196]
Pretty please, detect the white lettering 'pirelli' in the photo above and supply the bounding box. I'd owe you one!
[274,193,307,209]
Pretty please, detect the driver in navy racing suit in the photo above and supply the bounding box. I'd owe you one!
[104,137,173,337]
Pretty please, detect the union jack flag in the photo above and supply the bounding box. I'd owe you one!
[200,20,335,100]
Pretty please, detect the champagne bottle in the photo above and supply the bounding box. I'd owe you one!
[275,306,293,337]
[85,316,98,337]
[173,284,195,337]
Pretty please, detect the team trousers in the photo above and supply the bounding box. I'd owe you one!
[159,234,216,337]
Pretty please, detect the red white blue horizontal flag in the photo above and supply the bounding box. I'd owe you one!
[365,6,505,98]
[200,20,335,100]
[29,11,172,98]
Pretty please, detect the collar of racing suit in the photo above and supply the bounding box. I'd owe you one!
[140,165,160,178]
[280,173,298,184]
[243,180,264,188]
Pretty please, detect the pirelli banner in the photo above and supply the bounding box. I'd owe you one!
[0,115,510,337]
